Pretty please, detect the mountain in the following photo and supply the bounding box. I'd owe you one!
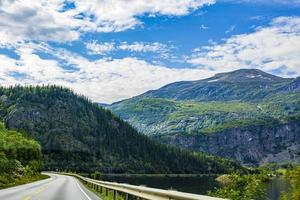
[140,69,295,102]
[110,69,300,165]
[0,85,241,174]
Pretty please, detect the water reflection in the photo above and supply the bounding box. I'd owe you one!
[100,175,292,200]
[264,177,291,200]
[101,175,220,195]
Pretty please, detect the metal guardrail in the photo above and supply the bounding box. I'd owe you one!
[61,173,227,200]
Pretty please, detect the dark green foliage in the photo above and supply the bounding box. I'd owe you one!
[0,122,43,188]
[209,172,268,200]
[91,171,102,180]
[0,85,241,174]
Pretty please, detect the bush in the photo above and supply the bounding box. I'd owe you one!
[209,173,266,200]
[91,171,101,180]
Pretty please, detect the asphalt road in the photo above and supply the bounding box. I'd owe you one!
[0,173,101,200]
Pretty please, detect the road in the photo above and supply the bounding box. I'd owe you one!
[0,173,101,200]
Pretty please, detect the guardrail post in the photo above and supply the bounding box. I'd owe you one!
[105,188,108,196]
[100,186,103,193]
[113,190,117,200]
[124,193,128,200]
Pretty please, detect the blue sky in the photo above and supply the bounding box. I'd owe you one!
[0,0,299,103]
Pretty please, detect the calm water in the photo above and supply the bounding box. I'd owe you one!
[101,175,291,200]
[264,177,291,200]
[101,175,220,195]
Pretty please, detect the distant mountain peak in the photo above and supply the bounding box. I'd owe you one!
[211,69,284,82]
[136,68,294,102]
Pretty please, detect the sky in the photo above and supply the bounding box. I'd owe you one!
[0,0,299,103]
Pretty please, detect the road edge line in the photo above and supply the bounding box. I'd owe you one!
[76,180,92,200]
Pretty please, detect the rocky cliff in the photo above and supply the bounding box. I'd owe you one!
[157,120,300,165]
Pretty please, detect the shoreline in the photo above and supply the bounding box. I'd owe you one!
[99,173,221,177]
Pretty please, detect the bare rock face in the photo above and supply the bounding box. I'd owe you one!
[164,121,300,165]
[284,77,300,91]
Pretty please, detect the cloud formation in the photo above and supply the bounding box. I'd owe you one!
[188,16,300,77]
[86,42,115,55]
[119,42,168,53]
[0,0,214,44]
[72,0,215,32]
[85,41,170,56]
[0,1,299,103]
[0,43,214,103]
[0,0,80,43]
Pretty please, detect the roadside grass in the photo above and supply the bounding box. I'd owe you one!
[81,180,125,200]
[0,173,49,189]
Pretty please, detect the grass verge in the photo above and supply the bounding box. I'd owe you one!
[80,180,125,200]
[0,173,49,189]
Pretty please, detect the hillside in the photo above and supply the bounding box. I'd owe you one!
[140,69,295,102]
[110,69,300,165]
[0,122,43,188]
[0,86,241,174]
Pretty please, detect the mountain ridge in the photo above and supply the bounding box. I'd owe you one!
[137,69,297,102]
[211,69,287,82]
[109,69,300,165]
[0,85,240,174]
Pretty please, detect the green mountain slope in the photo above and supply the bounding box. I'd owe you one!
[110,69,300,165]
[0,122,43,188]
[0,86,240,174]
[140,69,297,102]
[111,94,300,136]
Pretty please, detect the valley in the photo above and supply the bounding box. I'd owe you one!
[0,0,299,199]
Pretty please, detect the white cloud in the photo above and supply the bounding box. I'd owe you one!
[119,42,169,53]
[188,16,300,77]
[0,0,81,44]
[72,0,215,32]
[0,0,214,44]
[86,41,115,55]
[0,43,214,103]
[200,25,209,30]
[225,25,236,34]
[85,41,171,56]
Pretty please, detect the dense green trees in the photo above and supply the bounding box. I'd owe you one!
[0,85,241,174]
[209,165,300,200]
[0,122,43,188]
[209,173,267,200]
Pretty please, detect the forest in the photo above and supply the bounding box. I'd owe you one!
[0,85,242,174]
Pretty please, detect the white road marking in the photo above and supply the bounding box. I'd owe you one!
[76,181,92,200]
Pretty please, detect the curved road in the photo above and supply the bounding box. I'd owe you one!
[0,173,101,200]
